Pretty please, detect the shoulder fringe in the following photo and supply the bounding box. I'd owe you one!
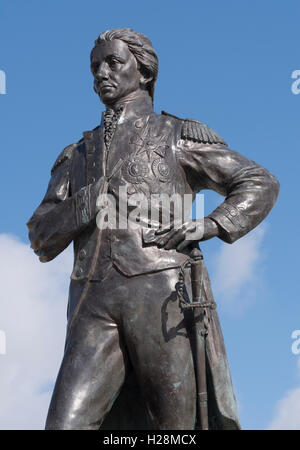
[51,143,76,175]
[182,119,227,145]
[162,111,227,146]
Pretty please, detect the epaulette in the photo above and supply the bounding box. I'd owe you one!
[51,143,76,175]
[162,111,227,146]
[182,118,227,145]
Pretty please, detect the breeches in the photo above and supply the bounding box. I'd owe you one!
[45,266,196,430]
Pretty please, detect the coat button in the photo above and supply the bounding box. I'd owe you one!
[134,118,143,128]
[127,185,136,195]
[78,249,86,261]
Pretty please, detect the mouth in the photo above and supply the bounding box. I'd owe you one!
[94,81,115,95]
[99,84,114,91]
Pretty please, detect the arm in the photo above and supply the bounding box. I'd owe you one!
[156,121,279,250]
[27,144,101,262]
[180,140,279,243]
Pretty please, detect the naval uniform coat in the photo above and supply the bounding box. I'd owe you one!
[27,97,279,429]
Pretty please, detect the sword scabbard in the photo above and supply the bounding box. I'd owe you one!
[190,246,209,431]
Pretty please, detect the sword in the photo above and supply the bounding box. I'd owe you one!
[190,247,208,430]
[179,246,215,430]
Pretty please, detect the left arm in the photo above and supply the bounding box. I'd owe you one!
[156,139,279,250]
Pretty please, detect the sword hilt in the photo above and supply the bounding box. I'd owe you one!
[190,247,203,304]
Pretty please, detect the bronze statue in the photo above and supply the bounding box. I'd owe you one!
[27,28,279,430]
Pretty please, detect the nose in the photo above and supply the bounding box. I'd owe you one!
[95,61,109,81]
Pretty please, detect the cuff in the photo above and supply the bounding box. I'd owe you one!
[208,203,248,244]
[75,185,92,227]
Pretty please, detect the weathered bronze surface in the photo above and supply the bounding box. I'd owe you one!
[27,28,279,430]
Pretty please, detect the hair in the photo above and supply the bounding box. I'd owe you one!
[92,28,158,101]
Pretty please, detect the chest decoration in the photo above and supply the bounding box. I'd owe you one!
[130,124,169,161]
[123,120,173,186]
[121,157,150,185]
[151,158,172,183]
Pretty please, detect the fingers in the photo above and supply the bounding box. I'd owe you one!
[152,220,217,250]
[156,223,196,250]
[176,239,193,252]
[164,230,186,250]
[156,229,178,247]
[155,226,172,236]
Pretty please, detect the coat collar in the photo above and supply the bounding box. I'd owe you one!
[100,94,154,127]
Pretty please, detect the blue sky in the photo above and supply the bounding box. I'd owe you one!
[0,0,299,429]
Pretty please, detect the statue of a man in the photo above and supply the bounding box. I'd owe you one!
[27,28,279,430]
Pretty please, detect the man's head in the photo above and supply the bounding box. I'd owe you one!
[90,28,158,106]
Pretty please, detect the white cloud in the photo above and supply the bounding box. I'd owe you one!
[267,358,300,430]
[0,233,72,429]
[211,224,266,314]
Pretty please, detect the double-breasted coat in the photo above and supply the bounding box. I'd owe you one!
[27,96,279,429]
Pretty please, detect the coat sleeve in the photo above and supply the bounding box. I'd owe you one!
[27,143,99,262]
[177,140,280,243]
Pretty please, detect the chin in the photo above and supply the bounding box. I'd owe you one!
[100,93,118,105]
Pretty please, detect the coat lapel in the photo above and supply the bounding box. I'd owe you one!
[83,125,105,185]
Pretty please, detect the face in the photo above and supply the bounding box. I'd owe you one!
[90,39,143,106]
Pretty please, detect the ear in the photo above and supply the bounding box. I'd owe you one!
[136,62,152,88]
[139,73,153,88]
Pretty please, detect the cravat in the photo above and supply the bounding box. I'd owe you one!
[103,105,124,149]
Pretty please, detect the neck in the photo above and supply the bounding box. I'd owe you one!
[107,90,152,111]
[103,90,153,123]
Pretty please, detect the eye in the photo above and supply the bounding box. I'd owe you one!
[108,56,122,69]
[109,58,117,67]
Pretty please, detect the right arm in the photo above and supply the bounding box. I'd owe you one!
[27,143,101,262]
